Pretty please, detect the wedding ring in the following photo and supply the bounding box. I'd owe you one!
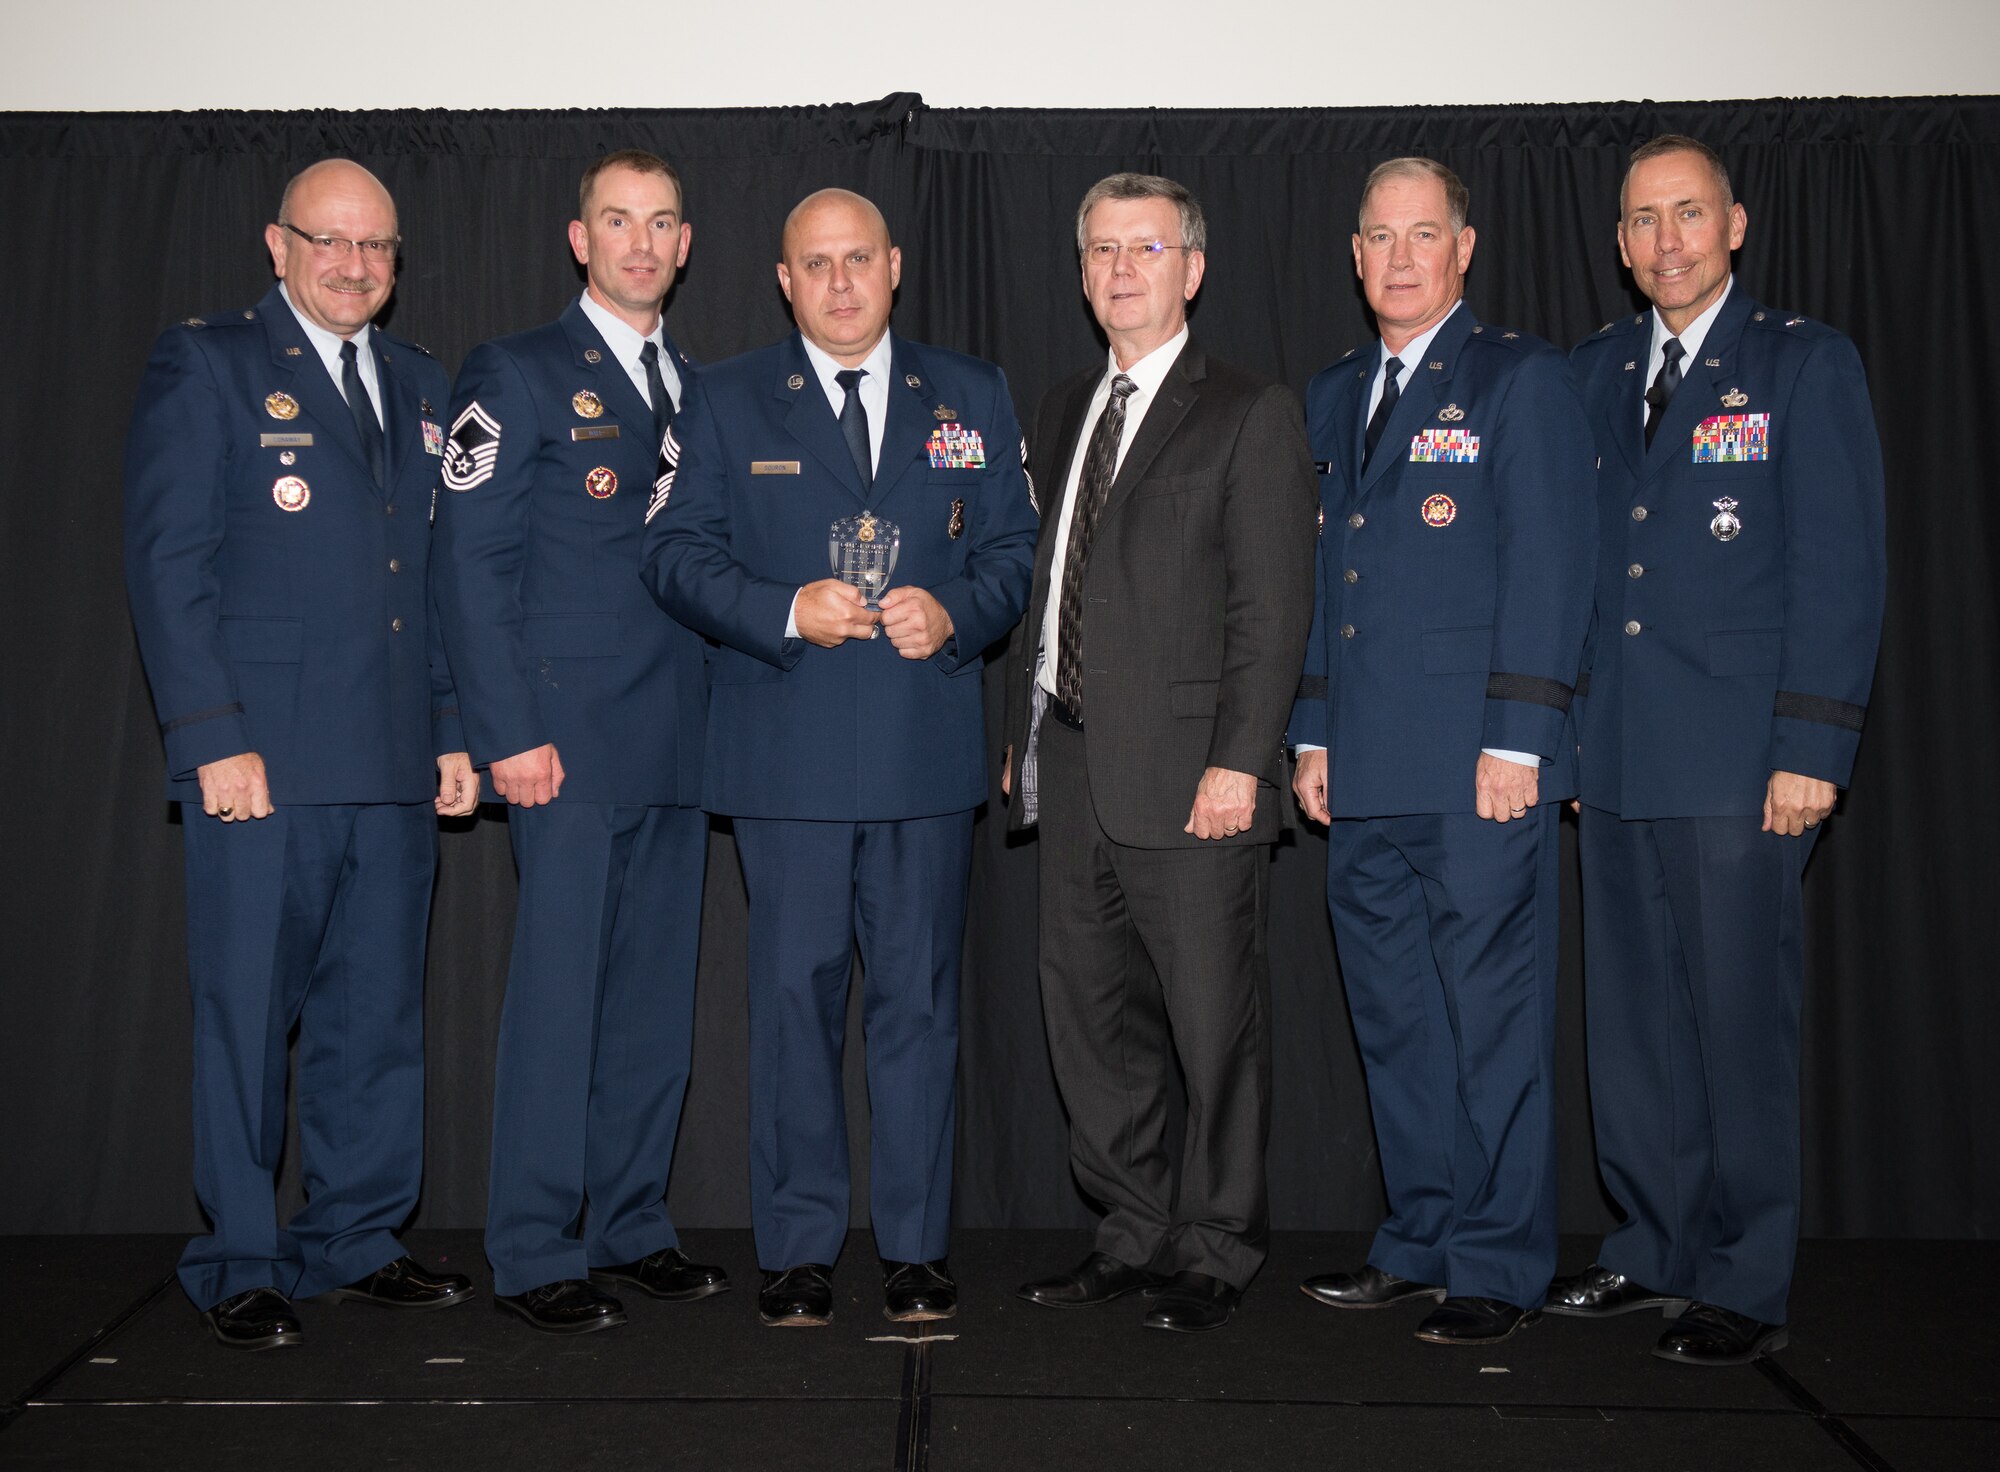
[218,807,234,818]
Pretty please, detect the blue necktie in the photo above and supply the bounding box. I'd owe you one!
[641,340,675,454]
[340,338,385,488]
[1362,354,1403,472]
[835,368,872,491]
[1644,336,1685,449]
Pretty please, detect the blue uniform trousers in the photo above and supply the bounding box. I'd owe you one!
[1579,805,1815,1326]
[485,801,706,1296]
[1325,806,1561,1309]
[178,801,436,1310]
[732,813,970,1270]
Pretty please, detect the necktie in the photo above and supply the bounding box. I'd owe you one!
[1644,336,1685,449]
[834,368,872,491]
[340,338,385,488]
[641,340,675,456]
[1055,373,1138,719]
[1362,355,1404,472]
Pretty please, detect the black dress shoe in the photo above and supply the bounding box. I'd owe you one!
[1544,1263,1688,1318]
[1415,1296,1540,1345]
[326,1255,475,1310]
[1017,1251,1166,1308]
[1141,1271,1241,1333]
[758,1264,835,1327]
[1300,1263,1445,1310]
[1653,1303,1788,1366]
[883,1259,957,1322]
[201,1287,302,1351]
[592,1248,731,1302]
[493,1278,626,1334]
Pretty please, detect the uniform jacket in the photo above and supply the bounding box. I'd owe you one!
[431,300,706,807]
[1002,339,1319,849]
[640,330,1037,821]
[1571,288,1886,818]
[123,284,459,805]
[1289,306,1597,817]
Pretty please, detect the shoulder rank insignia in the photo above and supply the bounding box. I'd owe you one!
[1438,404,1465,422]
[181,316,205,327]
[572,390,604,419]
[1599,322,1614,334]
[1502,331,1519,340]
[1785,317,1805,327]
[1472,325,1484,334]
[242,310,256,320]
[1721,388,1748,409]
[264,392,300,420]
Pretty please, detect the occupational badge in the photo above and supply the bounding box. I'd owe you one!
[585,466,618,499]
[421,420,446,456]
[1710,496,1742,541]
[442,400,502,491]
[572,390,605,419]
[934,405,956,421]
[1692,413,1770,464]
[948,498,965,539]
[1437,403,1465,422]
[1420,493,1457,527]
[264,392,300,420]
[272,475,310,512]
[1721,388,1749,409]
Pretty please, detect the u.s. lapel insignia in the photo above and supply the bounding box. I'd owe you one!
[583,348,602,363]
[1437,403,1465,422]
[284,346,302,357]
[934,405,956,421]
[572,390,605,418]
[905,374,922,389]
[584,466,618,499]
[1704,358,1722,368]
[1427,360,1444,371]
[1721,388,1749,409]
[787,373,805,390]
[264,392,300,420]
[1624,361,1637,372]
[271,475,310,511]
[948,498,965,539]
[1710,496,1742,541]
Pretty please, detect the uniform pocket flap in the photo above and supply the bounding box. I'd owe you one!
[1420,625,1492,674]
[220,616,303,664]
[522,612,621,658]
[1706,627,1782,676]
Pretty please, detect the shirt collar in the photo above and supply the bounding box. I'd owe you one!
[280,282,371,362]
[1378,300,1460,379]
[1650,277,1733,365]
[578,290,662,370]
[1104,324,1189,399]
[800,328,894,398]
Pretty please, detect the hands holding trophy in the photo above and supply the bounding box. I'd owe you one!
[830,511,900,608]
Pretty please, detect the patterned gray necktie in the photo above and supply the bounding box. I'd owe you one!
[1055,374,1138,719]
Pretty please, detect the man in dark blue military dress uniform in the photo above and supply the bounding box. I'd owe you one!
[124,159,479,1350]
[641,189,1036,1327]
[1549,136,1885,1366]
[432,151,726,1334]
[1290,159,1597,1345]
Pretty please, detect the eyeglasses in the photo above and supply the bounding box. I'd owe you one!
[1083,241,1192,264]
[280,221,401,261]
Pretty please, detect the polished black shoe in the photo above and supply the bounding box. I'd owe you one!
[1653,1303,1789,1366]
[1415,1296,1540,1345]
[493,1278,626,1334]
[1300,1263,1445,1310]
[1017,1251,1167,1308]
[1544,1263,1688,1318]
[201,1287,303,1351]
[758,1264,835,1327]
[325,1255,475,1310]
[592,1248,731,1302]
[883,1259,957,1322]
[1141,1271,1242,1333]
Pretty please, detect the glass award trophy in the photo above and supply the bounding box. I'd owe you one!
[829,511,900,609]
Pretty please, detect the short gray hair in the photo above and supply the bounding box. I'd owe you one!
[1075,172,1208,254]
[1621,134,1734,215]
[1357,157,1469,236]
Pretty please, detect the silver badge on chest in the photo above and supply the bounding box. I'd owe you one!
[1710,496,1741,541]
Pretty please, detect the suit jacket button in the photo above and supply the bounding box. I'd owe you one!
[389,558,402,573]
[1342,568,1359,584]
[1631,506,1648,521]
[1340,623,1356,639]
[1623,620,1641,636]
[392,617,405,633]
[1627,563,1644,578]
[386,503,397,515]
[1347,512,1365,529]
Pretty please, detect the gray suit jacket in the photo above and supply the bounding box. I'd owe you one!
[1003,338,1318,848]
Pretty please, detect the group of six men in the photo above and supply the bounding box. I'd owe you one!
[121,133,1884,1372]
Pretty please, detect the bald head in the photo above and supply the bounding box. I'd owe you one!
[776,188,901,367]
[266,158,400,339]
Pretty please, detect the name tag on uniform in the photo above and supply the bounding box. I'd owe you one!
[260,432,313,447]
[752,461,801,475]
[1693,413,1770,463]
[1409,428,1479,463]
[570,425,621,442]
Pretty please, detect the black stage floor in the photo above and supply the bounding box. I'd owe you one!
[2,1231,1992,1470]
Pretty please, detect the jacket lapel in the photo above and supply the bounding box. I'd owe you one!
[259,286,375,488]
[872,335,937,510]
[1098,337,1202,523]
[1640,288,1756,482]
[561,301,656,447]
[774,334,870,507]
[1360,306,1474,493]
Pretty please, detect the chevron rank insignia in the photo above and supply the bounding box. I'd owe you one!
[442,401,502,491]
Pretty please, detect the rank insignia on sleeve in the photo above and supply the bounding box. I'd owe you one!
[948,498,965,539]
[1021,434,1038,516]
[928,423,986,469]
[572,390,605,419]
[1720,388,1749,408]
[1409,428,1480,463]
[421,420,445,456]
[441,401,502,491]
[265,392,300,420]
[584,466,618,499]
[1420,494,1457,527]
[271,476,310,512]
[1693,413,1769,464]
[646,428,681,526]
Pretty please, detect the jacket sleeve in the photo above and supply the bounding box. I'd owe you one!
[122,327,256,779]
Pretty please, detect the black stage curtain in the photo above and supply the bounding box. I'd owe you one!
[1,97,1994,1241]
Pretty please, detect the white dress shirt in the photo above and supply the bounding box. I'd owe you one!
[578,290,682,414]
[281,283,380,425]
[786,330,896,637]
[1640,277,1733,430]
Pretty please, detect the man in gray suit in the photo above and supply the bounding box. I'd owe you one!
[1001,172,1317,1333]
